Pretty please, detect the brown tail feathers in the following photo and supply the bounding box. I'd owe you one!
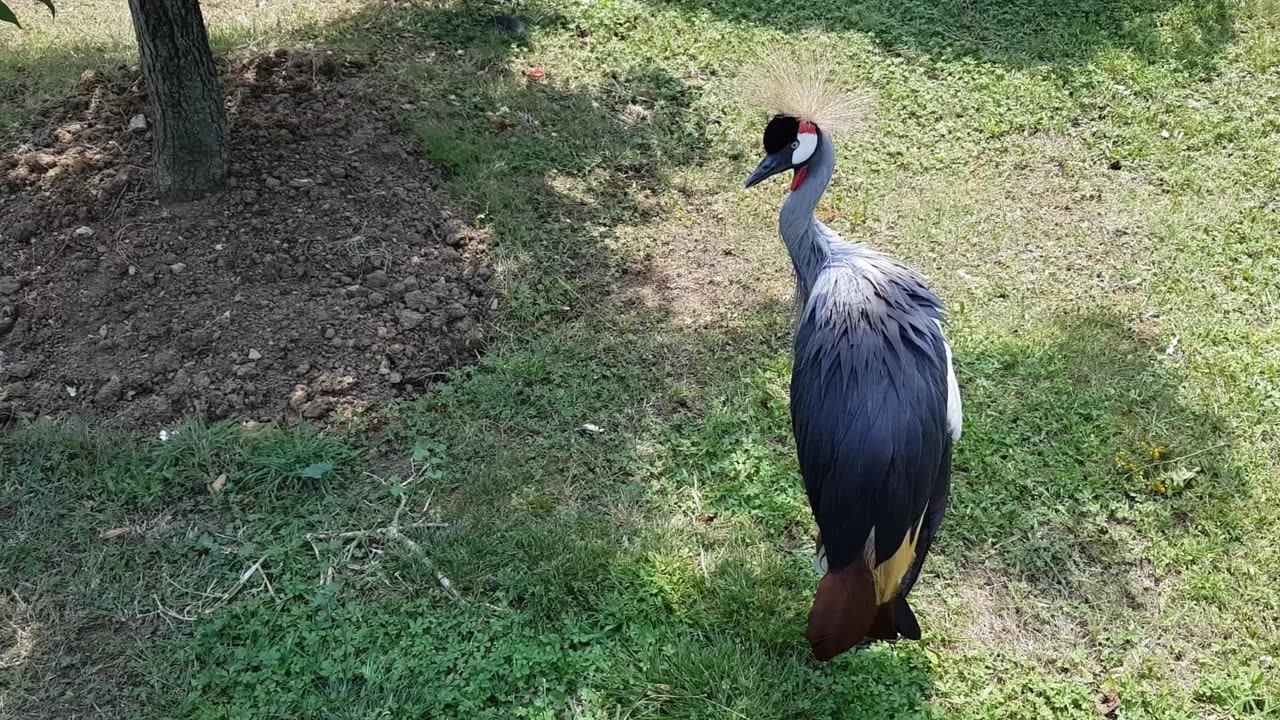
[806,561,877,661]
[806,562,922,661]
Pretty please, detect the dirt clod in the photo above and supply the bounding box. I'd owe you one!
[0,52,492,427]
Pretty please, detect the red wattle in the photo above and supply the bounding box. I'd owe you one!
[790,166,808,191]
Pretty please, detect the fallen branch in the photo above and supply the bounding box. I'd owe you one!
[305,495,467,603]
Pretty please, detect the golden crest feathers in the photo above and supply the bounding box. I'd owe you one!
[743,49,875,135]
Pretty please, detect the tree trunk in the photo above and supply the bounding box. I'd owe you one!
[126,0,228,201]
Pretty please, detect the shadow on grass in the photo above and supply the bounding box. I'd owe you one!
[640,0,1237,73]
[948,312,1241,596]
[302,1,714,328]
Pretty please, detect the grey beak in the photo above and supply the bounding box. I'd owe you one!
[745,152,791,188]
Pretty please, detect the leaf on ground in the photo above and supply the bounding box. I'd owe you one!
[299,461,335,480]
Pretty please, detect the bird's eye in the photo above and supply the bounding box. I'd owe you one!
[790,141,799,149]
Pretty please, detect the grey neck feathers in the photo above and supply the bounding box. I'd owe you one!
[779,133,839,305]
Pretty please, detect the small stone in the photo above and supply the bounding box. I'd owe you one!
[288,385,309,411]
[365,270,388,288]
[94,376,124,404]
[440,247,462,263]
[324,327,336,339]
[169,262,187,274]
[397,308,426,330]
[247,348,262,361]
[8,221,38,243]
[289,178,314,189]
[388,371,402,385]
[368,291,387,307]
[265,177,282,189]
[300,398,332,419]
[0,277,21,295]
[127,114,148,133]
[74,226,95,237]
[151,350,181,375]
[403,289,427,311]
[4,362,31,379]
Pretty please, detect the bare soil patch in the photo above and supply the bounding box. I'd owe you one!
[0,51,493,427]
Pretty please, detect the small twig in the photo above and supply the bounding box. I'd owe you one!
[382,524,463,601]
[153,596,197,623]
[104,179,131,222]
[45,234,74,265]
[305,495,459,601]
[198,310,233,333]
[390,493,409,527]
[221,557,266,604]
[165,576,223,600]
[260,567,279,600]
[1135,442,1230,471]
[307,521,449,541]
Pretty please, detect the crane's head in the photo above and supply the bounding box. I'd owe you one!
[745,114,820,191]
[740,52,873,192]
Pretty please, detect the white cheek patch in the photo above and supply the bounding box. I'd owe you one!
[792,132,817,164]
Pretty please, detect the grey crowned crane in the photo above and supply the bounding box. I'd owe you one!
[742,61,963,662]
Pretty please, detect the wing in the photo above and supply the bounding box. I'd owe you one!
[791,260,951,600]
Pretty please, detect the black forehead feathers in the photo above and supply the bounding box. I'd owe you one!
[762,114,799,154]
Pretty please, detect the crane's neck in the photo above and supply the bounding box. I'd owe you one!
[779,133,838,305]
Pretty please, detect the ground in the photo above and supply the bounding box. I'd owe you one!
[2,51,491,426]
[1,0,1278,718]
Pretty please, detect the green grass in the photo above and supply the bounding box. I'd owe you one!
[4,0,1280,717]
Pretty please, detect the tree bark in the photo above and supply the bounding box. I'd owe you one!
[126,0,228,201]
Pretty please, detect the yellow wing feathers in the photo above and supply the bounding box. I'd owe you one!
[863,510,927,605]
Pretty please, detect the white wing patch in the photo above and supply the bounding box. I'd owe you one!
[937,320,963,441]
[814,544,828,575]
